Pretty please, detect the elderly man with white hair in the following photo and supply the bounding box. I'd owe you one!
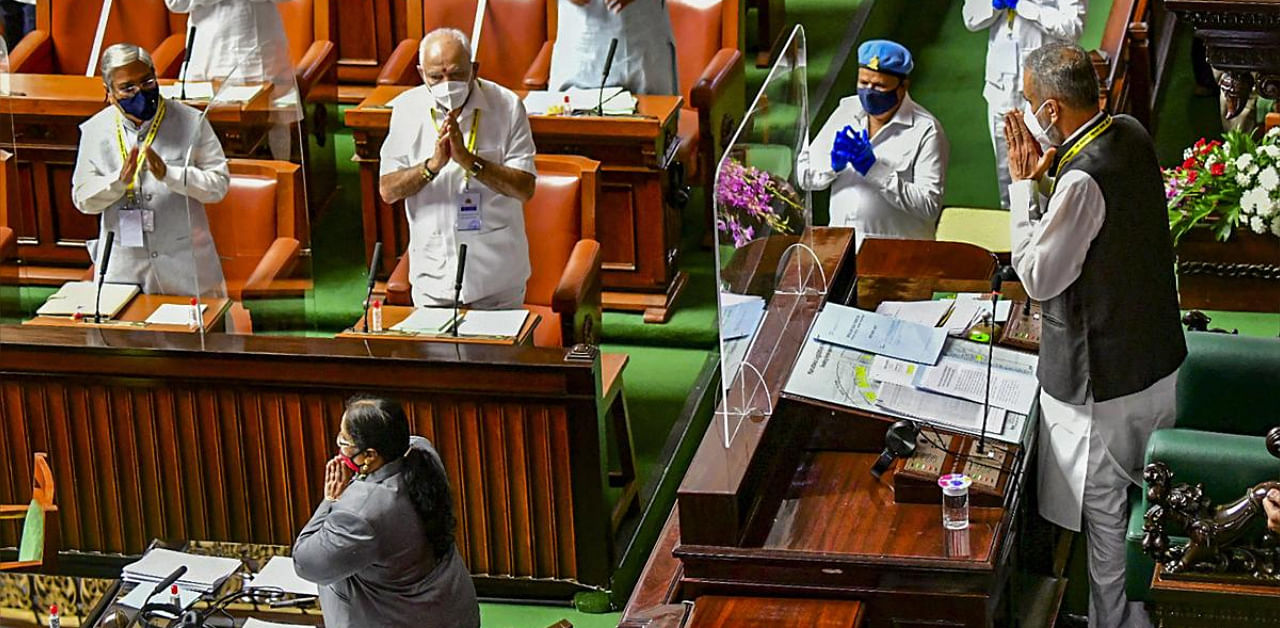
[71,42,230,297]
[379,28,537,310]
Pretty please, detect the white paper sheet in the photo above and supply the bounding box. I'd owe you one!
[390,307,458,334]
[945,298,1013,336]
[122,548,241,593]
[36,281,139,318]
[719,293,766,340]
[243,620,310,628]
[118,583,201,612]
[875,382,1007,433]
[523,87,637,115]
[869,355,922,386]
[456,309,528,337]
[159,82,215,100]
[914,357,1039,414]
[245,556,318,597]
[212,85,265,104]
[144,303,206,326]
[811,303,947,365]
[874,300,954,327]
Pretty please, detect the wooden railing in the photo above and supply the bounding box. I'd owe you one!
[0,326,610,599]
[1091,0,1177,130]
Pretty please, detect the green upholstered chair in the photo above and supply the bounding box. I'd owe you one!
[1124,332,1280,601]
[936,207,1010,258]
[1,453,56,573]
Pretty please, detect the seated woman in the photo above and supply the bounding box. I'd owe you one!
[293,396,479,628]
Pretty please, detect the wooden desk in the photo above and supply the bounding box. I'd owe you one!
[623,233,1029,627]
[0,325,616,600]
[345,89,688,322]
[1148,564,1280,627]
[335,305,539,345]
[688,595,865,628]
[0,75,274,283]
[23,294,231,333]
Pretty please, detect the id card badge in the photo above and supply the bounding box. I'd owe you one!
[456,191,483,232]
[118,208,145,248]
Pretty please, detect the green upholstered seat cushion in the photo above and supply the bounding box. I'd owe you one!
[936,207,1010,254]
[1176,332,1280,435]
[1125,428,1279,600]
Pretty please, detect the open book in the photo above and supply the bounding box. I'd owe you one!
[36,281,139,318]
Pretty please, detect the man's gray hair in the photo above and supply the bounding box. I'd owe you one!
[100,43,155,86]
[1024,42,1099,110]
[419,27,471,62]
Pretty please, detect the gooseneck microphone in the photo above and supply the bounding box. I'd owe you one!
[94,230,116,324]
[596,38,619,117]
[451,244,468,337]
[979,265,1018,453]
[126,565,188,628]
[179,26,197,100]
[362,241,382,332]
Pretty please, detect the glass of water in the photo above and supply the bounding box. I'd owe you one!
[939,473,973,530]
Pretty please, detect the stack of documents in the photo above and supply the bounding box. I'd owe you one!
[36,281,139,318]
[523,87,638,115]
[122,548,242,594]
[390,308,528,338]
[245,556,318,596]
[939,293,1013,336]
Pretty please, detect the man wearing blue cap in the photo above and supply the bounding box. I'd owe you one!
[801,39,948,245]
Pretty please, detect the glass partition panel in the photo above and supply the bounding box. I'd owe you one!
[712,26,825,448]
[182,44,316,338]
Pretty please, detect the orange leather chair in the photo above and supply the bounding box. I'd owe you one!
[523,0,744,184]
[274,0,338,104]
[385,154,602,349]
[205,159,307,300]
[375,0,553,90]
[10,0,187,77]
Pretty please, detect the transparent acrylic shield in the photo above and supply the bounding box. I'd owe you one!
[712,26,826,448]
[182,40,316,337]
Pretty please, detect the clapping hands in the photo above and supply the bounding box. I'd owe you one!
[831,125,877,176]
[992,0,1019,10]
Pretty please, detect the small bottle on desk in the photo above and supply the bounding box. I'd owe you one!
[169,584,181,608]
[189,297,201,330]
[562,95,572,116]
[48,604,59,628]
[370,299,383,332]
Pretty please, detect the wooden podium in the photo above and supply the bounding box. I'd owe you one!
[622,233,1034,627]
[345,89,688,322]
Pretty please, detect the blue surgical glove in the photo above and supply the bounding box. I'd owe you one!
[831,146,852,173]
[848,128,876,176]
[992,0,1007,9]
[1006,0,1018,10]
[831,126,858,171]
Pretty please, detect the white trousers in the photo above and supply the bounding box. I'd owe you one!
[987,96,1021,209]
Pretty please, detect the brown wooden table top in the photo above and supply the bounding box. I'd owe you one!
[23,294,230,334]
[5,74,272,123]
[687,595,865,628]
[336,305,539,346]
[762,451,1001,566]
[344,86,683,140]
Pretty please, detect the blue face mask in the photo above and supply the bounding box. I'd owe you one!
[118,87,161,121]
[858,86,899,116]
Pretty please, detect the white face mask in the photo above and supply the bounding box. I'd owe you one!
[1022,99,1055,148]
[429,80,471,112]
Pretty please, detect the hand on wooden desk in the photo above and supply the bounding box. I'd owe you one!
[118,146,141,183]
[324,457,353,502]
[144,148,167,179]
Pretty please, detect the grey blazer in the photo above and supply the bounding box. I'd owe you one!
[293,437,479,628]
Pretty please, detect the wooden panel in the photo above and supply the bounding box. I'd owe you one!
[335,0,410,85]
[688,595,864,627]
[0,325,611,597]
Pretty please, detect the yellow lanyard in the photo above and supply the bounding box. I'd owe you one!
[430,108,482,182]
[115,98,167,201]
[1050,115,1113,195]
[1006,9,1015,25]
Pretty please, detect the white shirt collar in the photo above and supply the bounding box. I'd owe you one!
[1062,110,1107,146]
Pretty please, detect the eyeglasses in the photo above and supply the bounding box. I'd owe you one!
[114,77,159,98]
[336,435,358,452]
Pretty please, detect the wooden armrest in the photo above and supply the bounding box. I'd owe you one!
[523,41,554,90]
[10,30,52,74]
[0,226,15,262]
[690,48,744,112]
[239,237,301,298]
[295,40,338,101]
[377,39,423,86]
[152,33,186,78]
[385,254,412,306]
[0,504,32,517]
[553,239,602,345]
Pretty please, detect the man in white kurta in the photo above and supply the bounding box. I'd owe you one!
[549,0,678,95]
[164,0,293,84]
[963,0,1085,208]
[800,40,948,244]
[1006,43,1185,628]
[72,44,230,298]
[379,29,537,309]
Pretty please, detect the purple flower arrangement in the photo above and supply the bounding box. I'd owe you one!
[715,159,803,248]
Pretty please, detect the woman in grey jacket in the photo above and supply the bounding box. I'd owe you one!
[293,396,479,628]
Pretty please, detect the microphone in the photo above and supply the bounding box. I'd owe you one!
[451,243,467,337]
[125,565,188,627]
[179,26,197,100]
[94,230,116,324]
[596,38,619,117]
[979,265,1017,453]
[362,241,382,332]
[150,566,188,599]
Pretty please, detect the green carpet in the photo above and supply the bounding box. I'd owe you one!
[479,603,621,628]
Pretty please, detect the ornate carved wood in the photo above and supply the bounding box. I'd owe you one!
[1167,1,1280,118]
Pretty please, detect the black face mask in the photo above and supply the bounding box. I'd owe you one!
[118,87,161,120]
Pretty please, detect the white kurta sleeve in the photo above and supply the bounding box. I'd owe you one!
[862,122,949,223]
[379,105,419,177]
[502,100,537,176]
[72,142,128,216]
[962,0,1002,30]
[161,117,230,204]
[1008,169,1105,301]
[799,113,844,192]
[1015,0,1087,41]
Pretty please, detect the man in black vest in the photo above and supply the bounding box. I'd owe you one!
[1004,42,1185,628]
